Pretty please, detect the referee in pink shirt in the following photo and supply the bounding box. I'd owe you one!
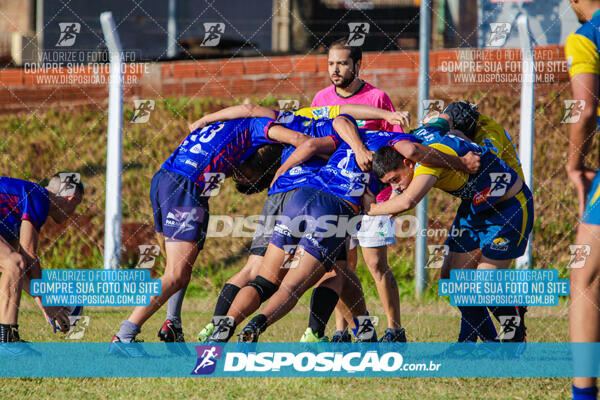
[311,38,408,342]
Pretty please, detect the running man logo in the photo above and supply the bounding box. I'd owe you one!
[202,173,225,197]
[498,315,521,340]
[136,244,160,269]
[489,172,511,197]
[345,172,370,197]
[65,316,90,340]
[561,100,586,124]
[131,100,155,123]
[346,23,370,46]
[278,100,299,112]
[486,23,511,47]
[56,22,81,47]
[353,315,378,341]
[165,207,204,238]
[426,245,449,269]
[191,345,223,375]
[57,172,81,197]
[201,23,225,47]
[422,100,445,122]
[211,316,235,341]
[567,244,591,269]
[282,245,301,269]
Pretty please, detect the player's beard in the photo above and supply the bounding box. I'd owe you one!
[330,69,356,89]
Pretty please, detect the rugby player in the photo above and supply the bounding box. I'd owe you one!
[564,0,600,398]
[311,38,408,342]
[203,117,480,343]
[0,174,84,346]
[436,102,529,345]
[160,104,394,342]
[368,114,533,349]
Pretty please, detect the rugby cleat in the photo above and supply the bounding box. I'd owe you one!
[108,335,149,358]
[330,330,352,343]
[379,328,407,343]
[300,328,329,343]
[206,317,235,343]
[238,322,260,343]
[198,322,215,342]
[158,319,185,343]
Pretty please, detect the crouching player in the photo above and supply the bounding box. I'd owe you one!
[367,114,533,347]
[109,117,348,355]
[205,118,480,343]
[0,174,84,346]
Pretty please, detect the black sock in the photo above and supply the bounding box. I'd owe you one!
[250,314,268,334]
[488,306,525,341]
[213,283,240,317]
[308,287,339,338]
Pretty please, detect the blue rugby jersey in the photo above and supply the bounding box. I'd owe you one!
[0,177,50,242]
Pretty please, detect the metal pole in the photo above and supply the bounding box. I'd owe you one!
[416,0,431,298]
[516,14,534,269]
[167,0,177,58]
[100,12,123,269]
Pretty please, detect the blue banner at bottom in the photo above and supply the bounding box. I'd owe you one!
[0,342,597,377]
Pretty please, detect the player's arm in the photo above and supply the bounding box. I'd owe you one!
[266,124,312,148]
[566,72,599,216]
[367,174,438,216]
[332,115,372,171]
[19,220,70,333]
[189,104,277,131]
[392,141,480,174]
[338,104,410,128]
[270,137,337,187]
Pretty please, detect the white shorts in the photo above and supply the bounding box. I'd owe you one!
[355,215,396,248]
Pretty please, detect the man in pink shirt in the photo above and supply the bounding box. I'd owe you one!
[310,38,407,343]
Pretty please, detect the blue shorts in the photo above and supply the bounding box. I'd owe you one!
[150,169,209,246]
[445,184,534,260]
[583,171,600,225]
[269,187,357,271]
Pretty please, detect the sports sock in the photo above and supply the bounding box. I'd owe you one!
[116,320,141,343]
[249,314,268,334]
[166,286,187,328]
[458,306,498,342]
[573,385,598,400]
[488,306,525,341]
[213,283,241,317]
[308,287,339,338]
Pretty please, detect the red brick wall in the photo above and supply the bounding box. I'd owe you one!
[0,45,569,113]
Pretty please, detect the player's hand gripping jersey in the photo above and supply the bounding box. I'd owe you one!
[161,117,276,187]
[412,119,520,214]
[0,177,50,243]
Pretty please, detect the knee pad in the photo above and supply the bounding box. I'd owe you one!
[246,275,278,303]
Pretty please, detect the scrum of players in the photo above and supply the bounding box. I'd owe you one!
[0,39,534,358]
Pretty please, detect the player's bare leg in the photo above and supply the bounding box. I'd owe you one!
[362,245,401,329]
[0,237,23,326]
[570,223,600,390]
[332,247,356,341]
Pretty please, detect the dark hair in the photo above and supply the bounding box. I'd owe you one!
[47,172,85,197]
[373,146,405,179]
[329,38,362,65]
[443,101,480,139]
[233,144,283,194]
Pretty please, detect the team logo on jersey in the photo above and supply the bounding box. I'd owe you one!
[65,315,90,340]
[57,172,81,197]
[278,100,299,112]
[202,173,225,197]
[346,22,370,46]
[567,244,591,269]
[288,166,304,176]
[561,100,586,124]
[201,23,225,47]
[497,315,521,340]
[136,244,160,269]
[192,345,223,375]
[490,237,510,251]
[426,245,449,269]
[486,23,511,47]
[131,100,155,123]
[56,22,81,47]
